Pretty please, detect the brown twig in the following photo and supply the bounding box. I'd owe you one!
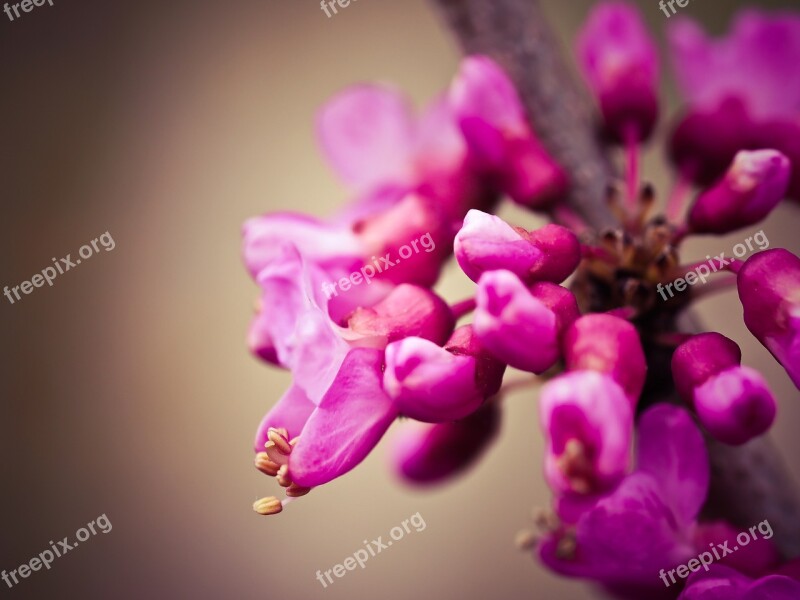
[429,0,800,559]
[431,0,617,230]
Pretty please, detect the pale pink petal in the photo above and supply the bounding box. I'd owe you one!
[316,85,416,192]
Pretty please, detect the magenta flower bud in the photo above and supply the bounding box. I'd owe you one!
[737,249,800,389]
[689,150,790,234]
[672,332,742,400]
[672,333,777,445]
[474,271,579,373]
[540,370,633,495]
[346,284,454,347]
[454,209,581,284]
[384,325,505,423]
[501,137,570,210]
[389,403,500,485]
[754,120,800,202]
[695,368,777,446]
[449,56,568,209]
[562,314,647,404]
[354,193,451,288]
[576,2,659,143]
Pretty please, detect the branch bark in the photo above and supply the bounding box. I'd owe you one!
[431,0,617,229]
[430,0,800,559]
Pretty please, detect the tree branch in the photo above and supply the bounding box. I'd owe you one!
[431,0,617,229]
[430,0,800,559]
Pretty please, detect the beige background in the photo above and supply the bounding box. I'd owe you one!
[1,0,798,598]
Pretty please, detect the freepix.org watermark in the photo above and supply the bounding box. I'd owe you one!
[322,232,435,299]
[3,0,54,22]
[658,0,692,19]
[658,519,773,588]
[656,229,768,302]
[3,231,116,305]
[320,0,359,18]
[315,512,426,588]
[2,514,112,590]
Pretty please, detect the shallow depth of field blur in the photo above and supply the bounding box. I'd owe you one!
[0,0,798,598]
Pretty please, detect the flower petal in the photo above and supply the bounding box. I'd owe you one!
[289,348,398,487]
[636,404,709,528]
[316,85,417,192]
[254,383,316,452]
[539,370,633,495]
[242,213,362,280]
[693,366,777,446]
[389,402,500,485]
[384,337,482,423]
[541,472,693,585]
[474,270,562,373]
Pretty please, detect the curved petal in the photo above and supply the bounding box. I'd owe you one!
[288,308,351,404]
[251,245,350,402]
[539,371,633,495]
[254,384,316,452]
[455,210,542,283]
[474,270,560,373]
[541,473,693,585]
[384,337,483,423]
[678,565,751,600]
[388,402,500,485]
[316,85,416,192]
[637,404,709,529]
[289,348,398,487]
[744,576,800,600]
[242,213,363,279]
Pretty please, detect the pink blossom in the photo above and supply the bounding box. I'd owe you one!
[576,2,659,142]
[672,333,777,445]
[474,271,579,373]
[737,249,800,389]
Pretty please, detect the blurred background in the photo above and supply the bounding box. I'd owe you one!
[1,0,798,598]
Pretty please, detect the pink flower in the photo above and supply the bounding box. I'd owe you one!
[449,56,568,209]
[737,249,800,389]
[672,333,777,445]
[576,2,659,143]
[688,150,790,235]
[384,325,505,423]
[668,10,800,197]
[317,84,489,220]
[668,11,800,121]
[251,260,458,486]
[474,271,579,373]
[242,214,392,324]
[454,209,581,284]
[388,402,500,485]
[562,314,647,404]
[540,405,710,590]
[539,370,633,496]
[248,245,350,401]
[678,564,800,600]
[286,348,398,487]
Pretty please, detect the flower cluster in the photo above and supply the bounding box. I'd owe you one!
[242,2,800,597]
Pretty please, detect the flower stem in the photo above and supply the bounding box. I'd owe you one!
[450,297,477,320]
[551,204,590,236]
[624,128,639,215]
